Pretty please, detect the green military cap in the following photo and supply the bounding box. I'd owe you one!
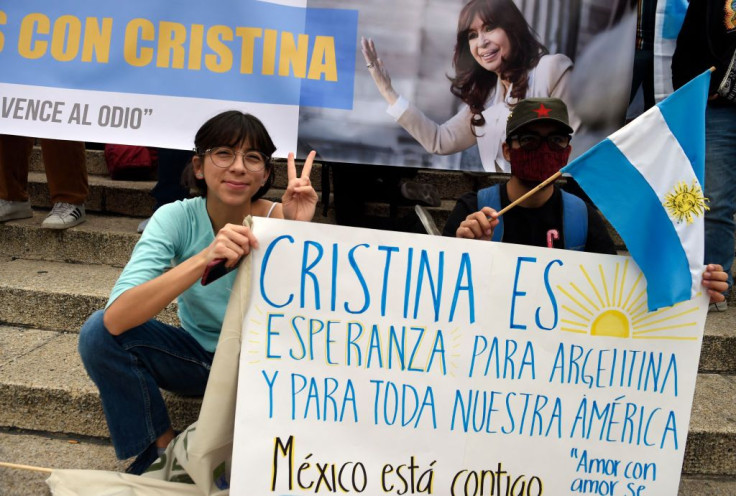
[506,97,573,137]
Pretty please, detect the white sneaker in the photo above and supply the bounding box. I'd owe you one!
[42,202,86,229]
[0,199,32,222]
[708,301,728,313]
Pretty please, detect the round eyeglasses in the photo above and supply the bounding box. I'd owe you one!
[508,133,571,151]
[204,147,269,171]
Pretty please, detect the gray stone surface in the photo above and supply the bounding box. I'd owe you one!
[700,310,736,373]
[0,211,140,267]
[0,430,125,496]
[679,476,736,495]
[0,258,178,331]
[0,328,200,438]
[0,327,57,366]
[684,374,736,476]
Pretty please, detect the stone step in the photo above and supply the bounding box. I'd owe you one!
[2,429,733,496]
[0,430,124,496]
[0,258,178,332]
[699,310,736,374]
[0,326,199,440]
[0,327,734,479]
[678,476,736,496]
[0,257,733,371]
[684,374,736,477]
[0,211,139,267]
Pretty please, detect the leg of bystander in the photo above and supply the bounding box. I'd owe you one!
[703,104,736,297]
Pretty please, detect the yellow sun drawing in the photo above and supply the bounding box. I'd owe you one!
[245,305,265,364]
[727,1,736,30]
[663,180,709,224]
[556,260,701,341]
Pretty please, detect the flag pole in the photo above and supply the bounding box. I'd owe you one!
[0,461,53,474]
[495,171,562,217]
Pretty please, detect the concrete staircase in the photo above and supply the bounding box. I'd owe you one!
[1,149,735,495]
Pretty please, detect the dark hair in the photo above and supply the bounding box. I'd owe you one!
[185,111,277,201]
[450,0,548,127]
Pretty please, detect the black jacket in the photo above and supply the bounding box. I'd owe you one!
[672,0,736,95]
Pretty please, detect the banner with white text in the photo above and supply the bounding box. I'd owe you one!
[231,218,709,495]
[0,1,634,168]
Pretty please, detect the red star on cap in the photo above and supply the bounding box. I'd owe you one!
[533,103,551,118]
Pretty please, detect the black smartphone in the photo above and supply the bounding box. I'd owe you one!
[201,257,243,286]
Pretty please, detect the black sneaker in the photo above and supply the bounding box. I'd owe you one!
[125,443,160,475]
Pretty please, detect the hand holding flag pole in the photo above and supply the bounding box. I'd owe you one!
[495,171,562,217]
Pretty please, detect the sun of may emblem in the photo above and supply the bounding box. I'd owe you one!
[663,180,709,224]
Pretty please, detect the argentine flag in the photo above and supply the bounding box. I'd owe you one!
[562,70,710,311]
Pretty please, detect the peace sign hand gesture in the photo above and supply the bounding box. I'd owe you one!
[281,150,318,222]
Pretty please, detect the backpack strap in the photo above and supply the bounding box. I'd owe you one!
[561,190,588,251]
[476,184,504,241]
[477,184,588,250]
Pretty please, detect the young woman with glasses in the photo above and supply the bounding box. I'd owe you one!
[78,110,318,475]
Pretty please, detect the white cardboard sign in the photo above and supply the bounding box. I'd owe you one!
[232,218,708,496]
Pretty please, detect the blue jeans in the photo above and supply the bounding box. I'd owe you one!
[78,310,214,460]
[704,104,736,291]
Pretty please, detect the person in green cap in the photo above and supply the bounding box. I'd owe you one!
[442,96,729,306]
[442,97,615,253]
